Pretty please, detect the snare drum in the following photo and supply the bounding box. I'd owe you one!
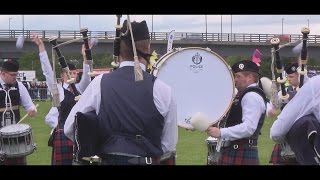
[0,123,36,158]
[152,47,235,129]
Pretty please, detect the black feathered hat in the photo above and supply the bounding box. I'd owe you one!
[232,60,260,74]
[121,20,150,42]
[67,62,77,71]
[284,62,299,75]
[1,59,19,72]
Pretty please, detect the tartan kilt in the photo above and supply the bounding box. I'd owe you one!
[219,146,259,165]
[0,157,27,165]
[160,156,175,165]
[269,144,284,165]
[160,151,176,165]
[52,128,73,165]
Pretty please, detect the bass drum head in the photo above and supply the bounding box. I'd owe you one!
[152,47,235,129]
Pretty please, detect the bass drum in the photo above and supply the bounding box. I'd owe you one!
[152,47,235,130]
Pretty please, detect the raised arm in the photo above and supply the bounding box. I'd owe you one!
[32,33,55,93]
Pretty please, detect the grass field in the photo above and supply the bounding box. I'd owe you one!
[20,101,276,165]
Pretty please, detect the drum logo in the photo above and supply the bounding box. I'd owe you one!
[190,52,204,73]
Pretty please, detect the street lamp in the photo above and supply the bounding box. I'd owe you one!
[9,18,12,35]
[205,15,207,41]
[307,19,309,28]
[281,18,284,35]
[79,15,81,29]
[230,15,233,41]
[220,15,223,41]
[22,15,24,35]
[151,15,153,33]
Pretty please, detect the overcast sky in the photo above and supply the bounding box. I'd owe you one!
[0,15,318,35]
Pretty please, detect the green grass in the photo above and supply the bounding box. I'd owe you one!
[21,101,52,165]
[19,101,277,165]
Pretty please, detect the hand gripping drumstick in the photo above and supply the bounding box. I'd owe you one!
[17,104,39,124]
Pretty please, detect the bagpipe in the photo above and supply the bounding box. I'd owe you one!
[270,36,296,162]
[270,27,320,164]
[285,28,320,165]
[80,28,99,79]
[297,27,310,88]
[73,111,100,165]
[48,36,81,101]
[110,14,122,69]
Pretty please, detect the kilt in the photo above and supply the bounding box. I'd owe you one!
[160,152,176,165]
[52,128,73,165]
[0,157,27,165]
[219,143,259,165]
[269,144,298,165]
[269,144,284,165]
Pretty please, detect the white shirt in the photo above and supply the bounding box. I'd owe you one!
[45,107,59,129]
[270,75,320,143]
[39,51,91,128]
[0,79,36,113]
[64,61,178,153]
[220,83,266,141]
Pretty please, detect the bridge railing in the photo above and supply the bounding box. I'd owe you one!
[0,30,319,43]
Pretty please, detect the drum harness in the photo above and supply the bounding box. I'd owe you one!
[0,85,19,161]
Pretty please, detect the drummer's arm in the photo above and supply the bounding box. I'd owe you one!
[219,92,265,141]
[153,79,178,153]
[18,82,37,117]
[161,96,177,153]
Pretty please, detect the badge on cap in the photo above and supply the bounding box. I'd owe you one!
[239,63,244,70]
[291,66,296,72]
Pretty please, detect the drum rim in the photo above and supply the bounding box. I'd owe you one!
[0,123,32,135]
[151,47,235,129]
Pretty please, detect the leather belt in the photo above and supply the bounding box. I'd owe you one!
[101,154,160,165]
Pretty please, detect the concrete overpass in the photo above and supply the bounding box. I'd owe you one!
[0,30,319,60]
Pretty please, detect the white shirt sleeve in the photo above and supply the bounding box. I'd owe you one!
[76,63,91,94]
[39,51,55,93]
[64,74,102,141]
[45,107,59,129]
[270,75,319,143]
[18,82,36,112]
[220,92,266,141]
[154,79,178,153]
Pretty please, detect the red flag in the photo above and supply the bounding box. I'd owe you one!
[252,49,262,66]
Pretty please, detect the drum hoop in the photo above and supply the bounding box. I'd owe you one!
[152,47,235,129]
[0,124,32,136]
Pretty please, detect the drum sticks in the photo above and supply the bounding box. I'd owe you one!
[17,104,39,124]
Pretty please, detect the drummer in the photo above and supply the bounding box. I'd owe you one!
[0,59,37,165]
[207,60,267,165]
[64,19,178,165]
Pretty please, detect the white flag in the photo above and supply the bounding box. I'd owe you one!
[167,30,175,53]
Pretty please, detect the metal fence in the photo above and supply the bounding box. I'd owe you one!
[1,29,320,44]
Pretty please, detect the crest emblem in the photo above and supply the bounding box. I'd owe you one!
[192,52,202,65]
